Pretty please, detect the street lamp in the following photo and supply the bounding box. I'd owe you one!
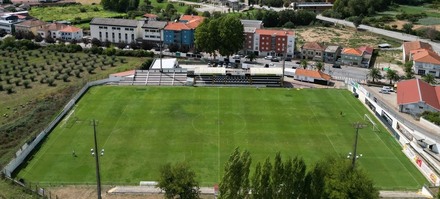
[349,122,366,169]
[91,119,102,199]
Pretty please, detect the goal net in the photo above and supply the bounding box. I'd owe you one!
[364,114,380,132]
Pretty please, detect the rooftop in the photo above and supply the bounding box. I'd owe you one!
[412,50,440,65]
[39,23,68,31]
[324,45,340,52]
[164,22,191,31]
[255,29,294,36]
[358,46,373,54]
[403,41,432,55]
[342,48,363,56]
[295,68,331,81]
[179,15,204,22]
[397,79,440,111]
[90,18,139,27]
[143,13,157,18]
[142,21,167,29]
[244,27,256,33]
[59,25,82,33]
[302,42,325,51]
[15,19,46,27]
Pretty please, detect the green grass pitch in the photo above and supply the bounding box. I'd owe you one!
[16,86,427,189]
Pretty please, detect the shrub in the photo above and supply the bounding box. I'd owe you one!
[5,85,14,94]
[47,78,56,86]
[421,111,440,125]
[23,80,31,88]
[79,7,87,12]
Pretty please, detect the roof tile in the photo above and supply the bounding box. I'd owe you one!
[295,68,331,81]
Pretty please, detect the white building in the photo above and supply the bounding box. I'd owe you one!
[411,49,440,77]
[142,21,167,44]
[0,15,19,33]
[90,18,143,44]
[59,26,83,41]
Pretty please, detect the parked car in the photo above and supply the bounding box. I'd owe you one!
[284,57,292,61]
[379,86,393,94]
[271,57,279,62]
[264,56,273,60]
[232,55,241,59]
[332,64,341,68]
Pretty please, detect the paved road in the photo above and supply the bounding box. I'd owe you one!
[316,15,440,54]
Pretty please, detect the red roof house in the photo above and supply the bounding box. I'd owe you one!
[294,68,332,85]
[397,79,440,115]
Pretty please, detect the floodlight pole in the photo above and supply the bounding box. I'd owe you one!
[351,122,365,169]
[160,28,163,73]
[93,119,102,199]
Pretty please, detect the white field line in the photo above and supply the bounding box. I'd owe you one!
[60,108,75,128]
[217,88,221,182]
[308,103,339,155]
[338,91,421,186]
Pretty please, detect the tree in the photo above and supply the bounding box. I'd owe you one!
[315,61,324,71]
[218,15,244,58]
[195,19,220,59]
[251,162,262,199]
[219,148,251,199]
[45,35,55,44]
[404,61,414,79]
[246,52,256,62]
[271,153,283,199]
[306,157,379,199]
[402,23,414,34]
[91,38,102,47]
[157,162,200,199]
[259,158,272,199]
[202,11,211,18]
[368,68,382,82]
[301,60,308,69]
[423,73,437,85]
[386,69,399,84]
[184,6,198,15]
[262,10,279,27]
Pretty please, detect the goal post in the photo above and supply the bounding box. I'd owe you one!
[364,114,380,132]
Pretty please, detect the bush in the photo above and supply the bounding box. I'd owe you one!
[23,80,31,88]
[79,7,87,12]
[421,111,440,125]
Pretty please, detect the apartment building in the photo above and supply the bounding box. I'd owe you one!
[253,29,295,57]
[90,18,142,44]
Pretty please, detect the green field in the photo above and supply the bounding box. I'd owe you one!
[16,87,427,189]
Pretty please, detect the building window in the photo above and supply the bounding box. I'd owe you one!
[417,70,425,75]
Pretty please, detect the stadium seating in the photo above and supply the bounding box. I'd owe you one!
[118,70,188,86]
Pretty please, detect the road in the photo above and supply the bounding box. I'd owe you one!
[316,15,440,54]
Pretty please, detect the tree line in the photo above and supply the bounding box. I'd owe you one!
[158,148,379,199]
[325,0,434,19]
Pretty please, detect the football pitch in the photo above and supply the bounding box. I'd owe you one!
[16,86,427,189]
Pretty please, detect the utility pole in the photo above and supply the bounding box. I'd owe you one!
[160,28,163,73]
[92,120,102,199]
[351,122,366,169]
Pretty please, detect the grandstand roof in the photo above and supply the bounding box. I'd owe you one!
[250,68,283,76]
[194,67,226,75]
[151,58,178,69]
[110,70,136,77]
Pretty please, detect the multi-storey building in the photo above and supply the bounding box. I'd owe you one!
[163,15,204,47]
[243,27,256,54]
[253,29,295,57]
[142,21,167,44]
[90,18,141,44]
